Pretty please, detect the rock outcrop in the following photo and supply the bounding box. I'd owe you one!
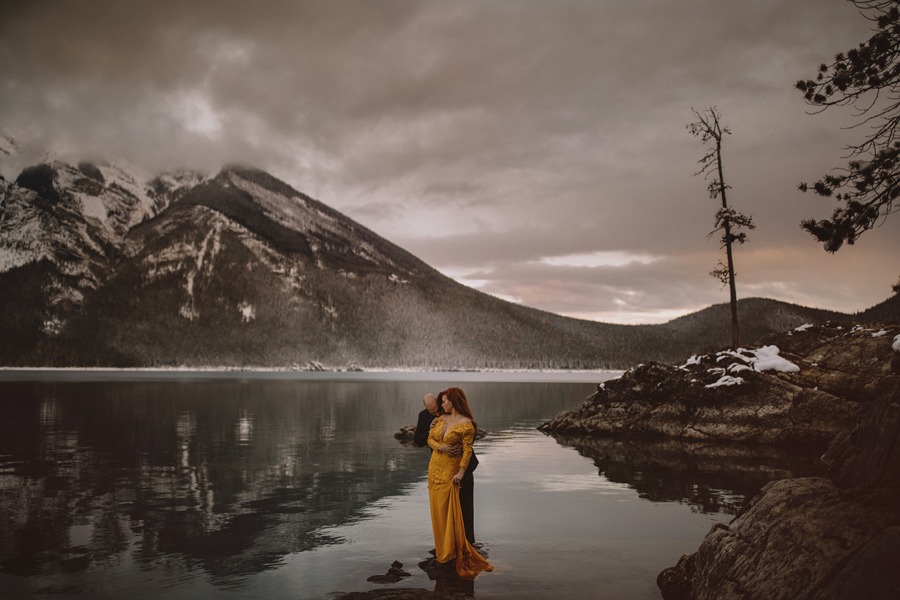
[539,323,900,447]
[657,384,900,600]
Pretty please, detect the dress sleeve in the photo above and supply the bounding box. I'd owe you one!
[458,424,475,470]
[427,418,442,452]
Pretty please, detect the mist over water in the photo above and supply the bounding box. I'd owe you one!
[0,373,824,599]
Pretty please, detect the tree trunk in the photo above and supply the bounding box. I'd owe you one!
[716,137,740,349]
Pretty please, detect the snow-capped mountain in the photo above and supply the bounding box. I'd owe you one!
[1,146,893,368]
[1,158,204,333]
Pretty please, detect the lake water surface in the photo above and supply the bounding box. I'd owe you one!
[0,371,825,599]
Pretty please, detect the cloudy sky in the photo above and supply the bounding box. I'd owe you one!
[2,0,897,324]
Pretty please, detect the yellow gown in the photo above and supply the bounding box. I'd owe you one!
[427,417,493,579]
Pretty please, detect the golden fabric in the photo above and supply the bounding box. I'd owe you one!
[427,418,493,579]
[427,418,474,482]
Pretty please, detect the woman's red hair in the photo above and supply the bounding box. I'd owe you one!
[438,387,477,431]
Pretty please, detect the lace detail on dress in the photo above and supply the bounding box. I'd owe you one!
[427,419,475,485]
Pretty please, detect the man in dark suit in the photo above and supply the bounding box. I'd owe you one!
[414,393,479,545]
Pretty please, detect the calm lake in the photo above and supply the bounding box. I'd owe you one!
[0,371,826,599]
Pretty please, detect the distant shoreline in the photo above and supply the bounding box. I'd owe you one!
[0,367,624,383]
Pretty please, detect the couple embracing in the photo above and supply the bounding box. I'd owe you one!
[413,387,493,579]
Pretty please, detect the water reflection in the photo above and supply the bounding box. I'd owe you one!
[1,376,826,599]
[0,380,433,585]
[545,433,826,515]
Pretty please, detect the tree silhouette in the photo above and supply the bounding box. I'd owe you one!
[688,107,755,349]
[796,0,900,264]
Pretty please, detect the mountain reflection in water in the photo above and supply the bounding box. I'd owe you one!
[546,433,826,515]
[0,375,827,599]
[0,379,431,586]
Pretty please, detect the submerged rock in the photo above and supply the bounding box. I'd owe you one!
[539,323,899,447]
[333,555,479,600]
[366,560,411,584]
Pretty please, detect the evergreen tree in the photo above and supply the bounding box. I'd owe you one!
[688,107,755,349]
[796,1,900,273]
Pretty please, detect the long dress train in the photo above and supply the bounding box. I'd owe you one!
[427,418,493,579]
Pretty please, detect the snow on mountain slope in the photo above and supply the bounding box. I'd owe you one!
[0,152,213,342]
[177,166,446,284]
[1,171,111,280]
[1,161,195,272]
[123,202,308,323]
[223,169,415,277]
[3,152,437,340]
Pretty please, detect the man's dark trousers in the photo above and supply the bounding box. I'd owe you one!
[414,408,478,544]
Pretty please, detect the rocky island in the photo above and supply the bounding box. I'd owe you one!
[540,322,900,600]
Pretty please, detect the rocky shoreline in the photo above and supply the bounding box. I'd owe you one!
[539,323,899,446]
[540,321,900,600]
[657,385,900,600]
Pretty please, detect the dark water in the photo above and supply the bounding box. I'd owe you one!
[0,372,825,599]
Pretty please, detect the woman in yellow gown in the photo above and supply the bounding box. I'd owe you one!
[427,387,493,579]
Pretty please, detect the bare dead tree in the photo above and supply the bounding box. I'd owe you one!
[688,107,755,349]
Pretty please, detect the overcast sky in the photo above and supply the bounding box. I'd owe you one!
[2,0,898,324]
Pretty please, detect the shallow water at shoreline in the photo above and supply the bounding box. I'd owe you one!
[0,375,824,599]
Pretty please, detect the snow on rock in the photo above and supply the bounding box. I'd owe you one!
[794,323,814,332]
[713,346,799,373]
[680,355,704,369]
[894,335,900,353]
[705,375,744,388]
[749,345,800,373]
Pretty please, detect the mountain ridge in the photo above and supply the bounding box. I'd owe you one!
[1,155,896,369]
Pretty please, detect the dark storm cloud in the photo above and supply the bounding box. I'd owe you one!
[1,0,896,322]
